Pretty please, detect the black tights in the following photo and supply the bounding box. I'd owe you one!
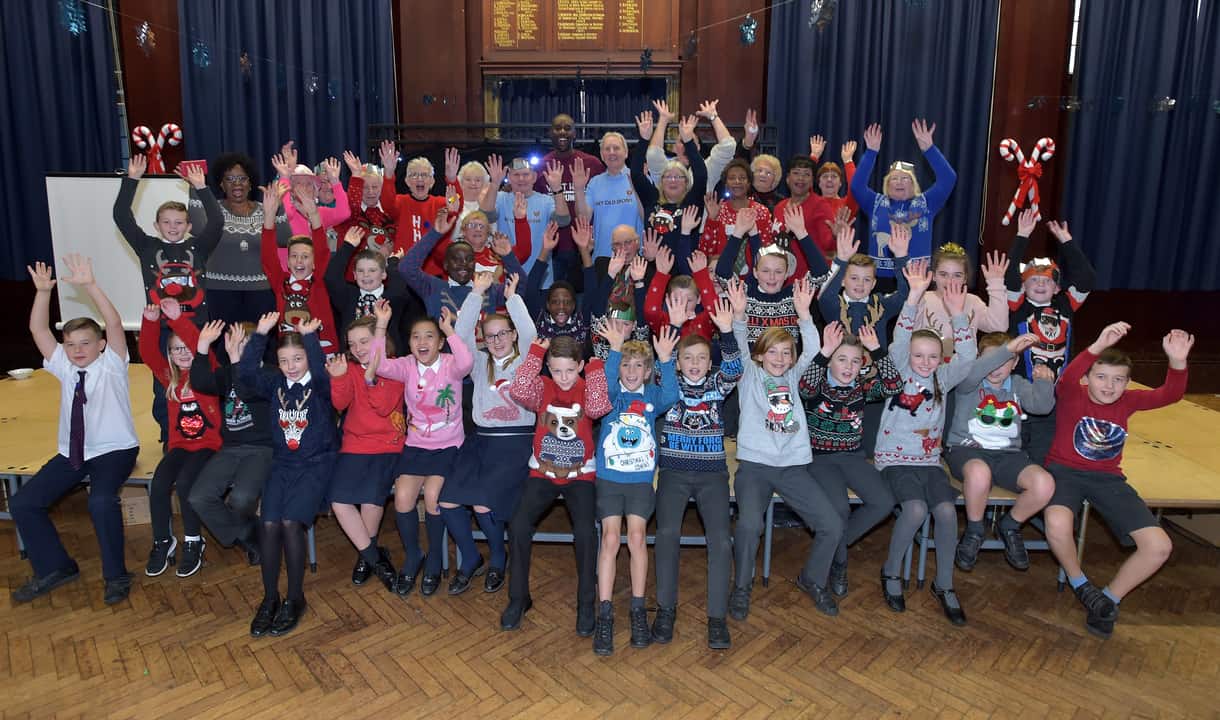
[261,519,307,603]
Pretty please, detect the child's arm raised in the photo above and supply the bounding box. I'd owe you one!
[978,251,1010,332]
[63,254,128,361]
[26,262,59,361]
[710,297,744,389]
[180,163,224,256]
[861,325,904,401]
[138,304,169,380]
[325,227,363,303]
[399,209,451,298]
[326,354,354,412]
[1048,220,1095,308]
[439,307,475,378]
[237,312,280,398]
[1006,209,1036,305]
[653,325,682,412]
[503,273,537,347]
[190,320,226,396]
[508,339,548,412]
[583,355,612,419]
[259,184,286,285]
[296,317,330,395]
[800,321,841,400]
[936,280,978,391]
[112,156,152,254]
[1125,329,1192,411]
[792,275,821,378]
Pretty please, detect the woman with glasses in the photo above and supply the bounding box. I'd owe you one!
[188,153,282,326]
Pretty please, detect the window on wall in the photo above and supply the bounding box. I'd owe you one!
[494,77,669,126]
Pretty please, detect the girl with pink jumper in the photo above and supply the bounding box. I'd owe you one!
[372,305,474,597]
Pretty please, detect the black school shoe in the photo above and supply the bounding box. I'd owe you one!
[593,610,614,656]
[103,574,133,605]
[829,561,849,598]
[483,567,506,593]
[930,583,967,626]
[448,558,486,596]
[11,563,81,603]
[795,573,840,617]
[954,530,984,572]
[727,586,752,621]
[419,573,442,597]
[629,607,651,648]
[269,598,307,636]
[352,556,373,585]
[1073,582,1118,639]
[995,524,1031,570]
[499,597,533,631]
[707,617,731,650]
[576,602,596,637]
[394,554,426,597]
[372,547,397,592]
[651,606,676,644]
[250,598,280,637]
[880,573,906,613]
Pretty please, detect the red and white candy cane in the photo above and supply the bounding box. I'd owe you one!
[129,122,184,174]
[998,137,1056,225]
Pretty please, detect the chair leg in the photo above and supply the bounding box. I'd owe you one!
[916,515,931,590]
[307,524,317,573]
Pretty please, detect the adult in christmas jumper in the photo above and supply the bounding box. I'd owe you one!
[644,99,739,202]
[325,311,407,594]
[772,155,836,268]
[140,300,223,579]
[1044,323,1191,640]
[578,219,651,360]
[259,184,339,351]
[653,297,742,650]
[523,222,589,346]
[945,331,1056,574]
[188,152,283,326]
[874,262,976,626]
[336,150,398,280]
[810,135,860,217]
[379,142,463,276]
[12,256,140,606]
[700,159,774,279]
[439,271,537,596]
[630,103,708,276]
[399,207,524,321]
[573,132,644,260]
[269,144,351,268]
[1004,208,1096,464]
[535,113,605,290]
[727,276,846,621]
[850,120,957,283]
[325,226,413,353]
[188,321,272,567]
[459,205,532,282]
[590,322,681,656]
[643,238,721,341]
[239,313,338,638]
[799,321,902,599]
[916,242,1009,359]
[480,153,571,286]
[372,305,474,597]
[501,336,611,634]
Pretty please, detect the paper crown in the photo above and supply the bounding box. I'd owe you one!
[1019,257,1061,283]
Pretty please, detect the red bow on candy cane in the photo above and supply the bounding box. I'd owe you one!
[130,123,183,174]
[998,137,1055,226]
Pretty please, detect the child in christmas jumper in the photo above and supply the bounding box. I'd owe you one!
[1004,209,1097,464]
[114,156,223,322]
[140,300,222,580]
[239,313,338,638]
[850,120,957,280]
[916,242,1009,359]
[642,215,722,340]
[259,184,339,351]
[439,271,537,596]
[799,321,902,598]
[1043,323,1191,640]
[819,223,911,352]
[372,305,474,597]
[726,276,846,621]
[325,226,414,352]
[325,311,407,595]
[945,331,1056,574]
[874,262,976,626]
[379,143,463,276]
[524,222,591,346]
[501,336,611,634]
[590,322,680,656]
[654,298,742,649]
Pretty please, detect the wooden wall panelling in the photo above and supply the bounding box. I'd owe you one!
[395,0,469,124]
[115,0,184,168]
[690,0,767,122]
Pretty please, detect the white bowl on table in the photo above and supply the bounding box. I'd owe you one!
[7,368,34,380]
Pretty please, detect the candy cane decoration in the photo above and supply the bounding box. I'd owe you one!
[998,137,1056,225]
[130,122,184,173]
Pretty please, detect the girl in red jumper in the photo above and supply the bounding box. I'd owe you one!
[141,300,223,578]
[325,312,407,593]
[642,212,721,341]
[260,184,340,351]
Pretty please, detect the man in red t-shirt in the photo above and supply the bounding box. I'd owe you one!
[535,114,605,290]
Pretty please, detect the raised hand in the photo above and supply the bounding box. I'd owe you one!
[321,157,341,184]
[793,275,815,320]
[343,150,363,176]
[541,221,559,255]
[679,205,701,235]
[159,297,182,321]
[127,154,148,180]
[888,222,910,258]
[629,255,648,283]
[689,249,708,274]
[835,223,860,262]
[904,259,932,302]
[433,207,453,235]
[142,303,161,322]
[256,311,280,335]
[863,123,882,152]
[531,337,551,353]
[260,182,282,217]
[596,318,627,351]
[224,322,247,361]
[710,297,734,333]
[326,353,348,378]
[652,98,675,123]
[858,324,880,351]
[1032,364,1055,382]
[704,192,720,220]
[571,215,593,252]
[642,228,661,261]
[298,317,322,336]
[809,134,826,160]
[1016,207,1038,237]
[678,115,698,143]
[439,307,456,336]
[197,319,225,351]
[379,140,398,175]
[697,99,720,119]
[504,270,520,299]
[743,108,759,144]
[665,291,690,326]
[941,280,967,317]
[491,231,513,257]
[1046,220,1072,244]
[60,253,96,286]
[544,159,564,192]
[513,192,527,219]
[571,156,589,190]
[344,226,366,248]
[726,276,747,318]
[27,262,56,292]
[1163,329,1194,366]
[444,147,460,182]
[1007,332,1039,354]
[821,321,844,355]
[655,244,674,275]
[178,162,207,189]
[1092,321,1130,352]
[635,110,654,141]
[485,153,505,191]
[840,140,858,164]
[372,298,393,326]
[911,118,937,152]
[653,324,680,363]
[826,205,853,237]
[281,141,299,169]
[270,152,292,179]
[783,202,806,237]
[982,251,1009,283]
[734,206,757,235]
[472,270,494,295]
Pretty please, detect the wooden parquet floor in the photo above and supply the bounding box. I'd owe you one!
[2,494,1219,719]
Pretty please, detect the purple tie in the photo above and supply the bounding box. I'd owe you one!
[69,370,87,469]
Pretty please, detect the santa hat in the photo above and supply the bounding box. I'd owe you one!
[625,399,654,416]
[1019,257,1061,284]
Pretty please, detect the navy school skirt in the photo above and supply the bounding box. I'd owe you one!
[261,452,336,524]
[397,444,459,480]
[439,429,534,520]
[328,452,400,505]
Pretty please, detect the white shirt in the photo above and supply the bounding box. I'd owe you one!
[287,371,313,389]
[46,345,139,461]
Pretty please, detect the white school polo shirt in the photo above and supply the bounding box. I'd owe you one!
[45,345,140,461]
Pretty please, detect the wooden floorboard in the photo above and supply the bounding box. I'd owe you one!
[2,493,1219,718]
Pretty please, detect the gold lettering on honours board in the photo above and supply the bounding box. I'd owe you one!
[557,0,606,42]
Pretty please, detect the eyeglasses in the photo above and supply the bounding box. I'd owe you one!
[464,222,488,231]
[406,172,432,180]
[168,346,193,355]
[484,329,514,342]
[661,174,687,181]
[223,175,250,183]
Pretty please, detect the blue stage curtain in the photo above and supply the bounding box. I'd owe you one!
[765,0,999,265]
[1062,0,1215,290]
[178,0,396,175]
[0,0,122,279]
